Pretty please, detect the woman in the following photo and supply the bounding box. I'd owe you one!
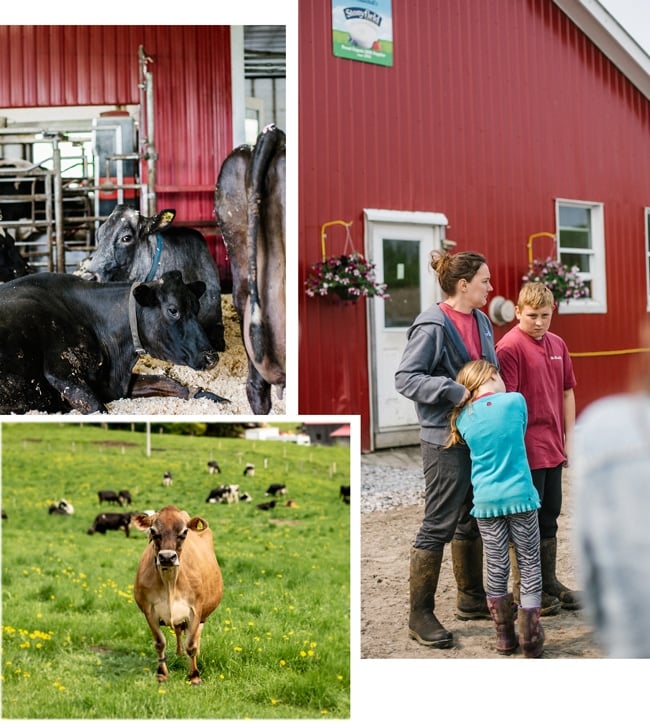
[395,249,497,648]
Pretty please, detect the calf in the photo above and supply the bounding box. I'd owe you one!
[340,485,351,504]
[87,512,132,537]
[162,471,173,487]
[264,483,287,497]
[98,490,122,506]
[76,205,224,352]
[0,270,217,414]
[215,124,286,413]
[239,492,253,502]
[133,506,223,684]
[205,484,240,504]
[243,463,255,477]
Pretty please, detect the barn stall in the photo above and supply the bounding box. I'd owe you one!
[0,25,286,414]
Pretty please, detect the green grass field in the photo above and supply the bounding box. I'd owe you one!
[1,422,350,719]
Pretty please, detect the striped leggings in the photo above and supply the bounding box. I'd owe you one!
[477,510,542,607]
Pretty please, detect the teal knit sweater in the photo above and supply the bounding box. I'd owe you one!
[456,391,540,518]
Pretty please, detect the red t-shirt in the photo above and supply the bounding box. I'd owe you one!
[496,326,576,470]
[440,303,481,360]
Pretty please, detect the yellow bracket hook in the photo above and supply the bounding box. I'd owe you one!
[527,232,556,267]
[320,220,353,261]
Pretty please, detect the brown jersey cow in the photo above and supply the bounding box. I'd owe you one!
[133,506,223,684]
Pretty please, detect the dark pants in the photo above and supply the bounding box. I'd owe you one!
[414,440,481,552]
[531,463,563,539]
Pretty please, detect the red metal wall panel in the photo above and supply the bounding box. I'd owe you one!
[0,25,233,268]
[299,0,650,449]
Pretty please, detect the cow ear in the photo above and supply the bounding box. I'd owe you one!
[187,516,210,532]
[132,283,158,307]
[132,513,154,531]
[152,209,176,232]
[187,280,206,300]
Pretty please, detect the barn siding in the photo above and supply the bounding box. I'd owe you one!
[0,25,233,270]
[299,0,650,449]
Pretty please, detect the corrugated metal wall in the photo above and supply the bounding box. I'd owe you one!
[299,0,650,449]
[0,25,233,271]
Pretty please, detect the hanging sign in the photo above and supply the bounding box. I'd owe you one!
[332,0,393,67]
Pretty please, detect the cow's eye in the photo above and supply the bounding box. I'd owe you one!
[119,233,133,244]
[178,529,188,541]
[167,305,180,319]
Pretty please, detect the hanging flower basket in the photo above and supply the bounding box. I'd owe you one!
[305,252,390,302]
[522,257,590,304]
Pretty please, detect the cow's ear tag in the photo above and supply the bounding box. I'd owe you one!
[159,210,175,226]
[196,520,204,530]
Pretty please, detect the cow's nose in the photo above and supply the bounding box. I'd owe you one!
[202,350,219,369]
[157,550,179,566]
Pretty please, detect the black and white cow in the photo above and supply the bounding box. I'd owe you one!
[162,471,173,487]
[0,270,217,414]
[207,460,221,474]
[215,124,286,414]
[87,512,132,537]
[76,205,225,352]
[205,484,240,504]
[48,499,75,515]
[118,489,132,506]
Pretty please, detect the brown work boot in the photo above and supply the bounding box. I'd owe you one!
[451,538,491,620]
[540,537,582,610]
[408,547,454,648]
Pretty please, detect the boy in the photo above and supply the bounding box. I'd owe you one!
[496,282,581,614]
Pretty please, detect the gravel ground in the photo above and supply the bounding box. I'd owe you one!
[360,461,424,513]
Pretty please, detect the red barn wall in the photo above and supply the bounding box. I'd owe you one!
[0,25,233,272]
[299,0,650,449]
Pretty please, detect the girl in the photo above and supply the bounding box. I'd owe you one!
[448,359,544,657]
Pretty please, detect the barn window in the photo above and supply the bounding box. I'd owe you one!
[555,199,606,314]
[645,208,650,311]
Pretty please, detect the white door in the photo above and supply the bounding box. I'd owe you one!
[364,209,448,450]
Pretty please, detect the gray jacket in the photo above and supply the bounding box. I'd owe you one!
[394,302,498,444]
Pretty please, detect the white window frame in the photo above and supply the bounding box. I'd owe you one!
[645,208,650,312]
[554,198,607,314]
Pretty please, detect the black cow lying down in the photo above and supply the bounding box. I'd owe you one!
[87,512,132,537]
[0,270,218,414]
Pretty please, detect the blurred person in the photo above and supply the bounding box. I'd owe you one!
[395,250,496,648]
[496,282,580,615]
[448,360,544,657]
[573,319,650,657]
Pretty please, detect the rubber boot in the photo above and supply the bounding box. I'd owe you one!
[540,537,582,610]
[408,547,454,648]
[451,538,491,620]
[518,606,545,658]
[486,594,519,655]
[509,543,561,617]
